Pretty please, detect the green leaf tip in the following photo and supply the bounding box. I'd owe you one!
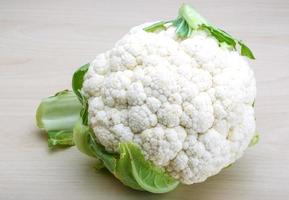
[72,63,89,99]
[239,41,255,59]
[143,4,255,59]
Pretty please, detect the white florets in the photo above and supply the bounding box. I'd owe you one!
[82,23,256,184]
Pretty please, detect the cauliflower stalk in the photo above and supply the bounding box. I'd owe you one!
[36,4,258,193]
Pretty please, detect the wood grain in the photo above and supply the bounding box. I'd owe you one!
[0,0,289,199]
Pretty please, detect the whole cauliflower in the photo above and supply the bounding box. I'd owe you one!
[36,4,257,193]
[82,22,256,184]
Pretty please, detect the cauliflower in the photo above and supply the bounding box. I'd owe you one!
[36,4,257,193]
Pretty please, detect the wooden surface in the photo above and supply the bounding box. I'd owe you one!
[1,0,289,199]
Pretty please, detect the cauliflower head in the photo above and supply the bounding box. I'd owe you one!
[82,23,256,184]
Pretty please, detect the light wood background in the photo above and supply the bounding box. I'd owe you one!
[1,0,288,199]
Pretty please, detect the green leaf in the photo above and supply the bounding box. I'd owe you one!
[143,21,168,32]
[72,63,90,125]
[204,25,255,59]
[73,120,117,172]
[80,94,89,125]
[116,143,179,193]
[73,120,116,172]
[115,144,144,191]
[36,62,90,148]
[249,133,260,147]
[87,132,117,173]
[239,41,255,59]
[36,90,82,131]
[73,120,95,157]
[203,25,237,48]
[47,130,74,148]
[36,90,82,147]
[72,63,89,100]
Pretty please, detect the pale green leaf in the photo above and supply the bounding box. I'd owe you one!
[36,90,81,148]
[118,143,179,193]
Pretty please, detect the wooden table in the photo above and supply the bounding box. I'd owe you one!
[1,0,288,199]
